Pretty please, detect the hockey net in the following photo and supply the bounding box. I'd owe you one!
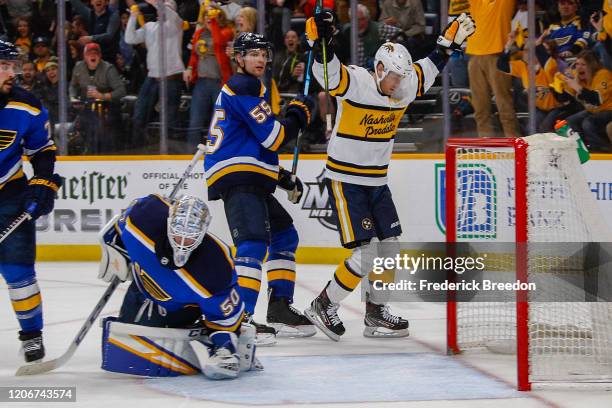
[445,134,612,391]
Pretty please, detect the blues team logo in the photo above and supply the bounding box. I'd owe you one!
[435,163,497,238]
[302,170,337,231]
[0,129,17,150]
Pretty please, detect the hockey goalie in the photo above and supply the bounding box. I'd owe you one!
[97,194,262,380]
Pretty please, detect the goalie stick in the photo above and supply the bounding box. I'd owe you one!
[15,144,208,376]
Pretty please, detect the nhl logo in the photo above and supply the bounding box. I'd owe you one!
[160,257,169,265]
[302,170,337,231]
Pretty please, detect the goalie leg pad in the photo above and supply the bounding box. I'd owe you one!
[203,331,240,380]
[101,317,202,377]
[237,323,263,372]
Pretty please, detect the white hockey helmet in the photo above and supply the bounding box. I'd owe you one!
[374,42,412,89]
[167,196,212,267]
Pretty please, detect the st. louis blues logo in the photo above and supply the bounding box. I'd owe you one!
[435,163,497,238]
[0,129,17,150]
[302,170,337,231]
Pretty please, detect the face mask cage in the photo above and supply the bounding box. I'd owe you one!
[167,197,211,267]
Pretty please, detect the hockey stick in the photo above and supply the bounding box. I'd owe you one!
[291,0,325,174]
[15,144,207,376]
[0,204,36,245]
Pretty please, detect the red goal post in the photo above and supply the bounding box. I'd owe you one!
[444,136,612,391]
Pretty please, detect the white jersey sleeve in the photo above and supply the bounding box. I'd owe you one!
[312,55,366,101]
[397,56,440,105]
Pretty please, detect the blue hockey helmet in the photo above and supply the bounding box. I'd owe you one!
[0,40,19,62]
[0,40,22,75]
[233,32,273,62]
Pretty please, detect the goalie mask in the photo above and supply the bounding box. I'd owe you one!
[167,196,211,267]
[373,42,412,93]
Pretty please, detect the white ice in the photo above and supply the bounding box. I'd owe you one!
[1,263,611,407]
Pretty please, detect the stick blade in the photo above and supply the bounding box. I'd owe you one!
[15,357,63,376]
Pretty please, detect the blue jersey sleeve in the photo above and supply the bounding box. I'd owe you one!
[23,105,53,156]
[229,95,286,152]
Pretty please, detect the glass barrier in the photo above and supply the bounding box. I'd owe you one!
[5,0,608,156]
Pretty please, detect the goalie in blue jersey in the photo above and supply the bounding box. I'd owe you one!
[98,195,261,380]
[204,32,317,342]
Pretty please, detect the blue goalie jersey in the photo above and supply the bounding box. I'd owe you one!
[116,195,244,332]
[0,87,54,191]
[204,74,287,200]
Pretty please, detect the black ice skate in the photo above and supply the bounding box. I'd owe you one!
[303,284,345,341]
[19,330,45,363]
[363,300,409,338]
[266,290,317,338]
[243,312,277,346]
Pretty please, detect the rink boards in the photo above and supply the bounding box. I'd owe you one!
[30,153,612,263]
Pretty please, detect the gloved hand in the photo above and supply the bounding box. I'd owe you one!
[278,168,304,204]
[24,173,62,220]
[286,94,315,129]
[97,213,132,283]
[305,8,337,46]
[436,13,476,51]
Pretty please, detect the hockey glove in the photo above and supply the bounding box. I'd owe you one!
[24,173,63,220]
[278,168,304,204]
[305,8,337,47]
[98,214,132,283]
[436,13,476,51]
[286,94,315,129]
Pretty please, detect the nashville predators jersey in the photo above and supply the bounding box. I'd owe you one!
[116,195,240,322]
[312,53,439,186]
[204,73,286,200]
[0,87,54,191]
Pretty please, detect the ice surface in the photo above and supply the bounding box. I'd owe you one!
[1,263,610,408]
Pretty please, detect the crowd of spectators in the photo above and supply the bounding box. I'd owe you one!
[0,0,609,153]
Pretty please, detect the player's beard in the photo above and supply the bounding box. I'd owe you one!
[0,78,14,94]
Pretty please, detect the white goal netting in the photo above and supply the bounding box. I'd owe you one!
[449,134,612,385]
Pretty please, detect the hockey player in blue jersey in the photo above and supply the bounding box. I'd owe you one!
[0,40,62,363]
[98,195,261,380]
[204,32,316,341]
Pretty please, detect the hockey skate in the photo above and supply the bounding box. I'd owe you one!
[304,285,345,341]
[203,346,240,380]
[243,312,277,346]
[19,331,45,363]
[363,300,409,338]
[267,290,316,338]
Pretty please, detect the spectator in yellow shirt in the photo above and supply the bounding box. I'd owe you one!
[589,2,612,70]
[559,50,612,152]
[467,0,521,138]
[497,30,567,132]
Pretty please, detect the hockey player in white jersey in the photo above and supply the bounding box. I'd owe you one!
[303,10,475,340]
